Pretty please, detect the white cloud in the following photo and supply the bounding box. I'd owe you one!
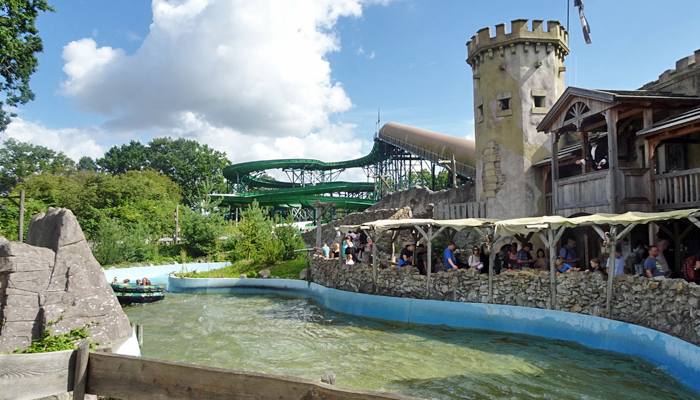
[124,30,143,42]
[60,0,376,140]
[2,118,105,161]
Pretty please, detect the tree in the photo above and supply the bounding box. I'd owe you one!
[0,138,74,193]
[148,137,229,206]
[96,140,149,174]
[234,201,271,260]
[0,0,54,131]
[76,156,97,171]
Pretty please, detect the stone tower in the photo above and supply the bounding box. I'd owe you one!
[466,20,569,218]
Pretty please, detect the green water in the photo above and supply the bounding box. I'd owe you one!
[124,293,697,399]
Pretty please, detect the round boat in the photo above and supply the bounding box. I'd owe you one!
[111,283,165,305]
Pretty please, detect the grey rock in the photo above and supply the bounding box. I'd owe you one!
[0,207,132,352]
[299,269,308,280]
[193,269,201,274]
[240,274,247,279]
[321,372,337,385]
[259,269,271,279]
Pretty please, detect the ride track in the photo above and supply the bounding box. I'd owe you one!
[214,122,477,212]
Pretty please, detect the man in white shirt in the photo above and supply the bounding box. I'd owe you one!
[576,137,608,170]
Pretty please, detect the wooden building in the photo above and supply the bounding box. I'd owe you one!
[536,87,700,217]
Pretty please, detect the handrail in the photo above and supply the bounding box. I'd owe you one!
[652,167,700,180]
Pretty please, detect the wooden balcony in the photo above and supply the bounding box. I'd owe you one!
[653,167,700,210]
[551,168,651,216]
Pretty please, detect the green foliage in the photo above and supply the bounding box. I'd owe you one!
[0,138,75,193]
[92,219,152,265]
[97,140,149,174]
[408,169,450,191]
[273,216,305,262]
[13,316,97,354]
[0,0,54,132]
[96,137,230,206]
[179,257,306,280]
[76,156,97,171]
[233,200,271,261]
[181,208,226,257]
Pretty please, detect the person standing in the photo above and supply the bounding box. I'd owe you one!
[656,240,672,277]
[415,244,427,275]
[606,246,626,276]
[534,249,549,271]
[516,243,534,269]
[632,240,647,275]
[558,239,580,271]
[644,246,665,278]
[444,243,458,270]
[468,246,483,270]
[576,137,608,171]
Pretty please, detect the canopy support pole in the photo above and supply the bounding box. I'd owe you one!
[605,227,619,318]
[537,226,566,310]
[426,226,433,298]
[488,235,505,303]
[390,230,399,263]
[363,229,378,293]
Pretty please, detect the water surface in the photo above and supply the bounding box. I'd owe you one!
[124,293,697,400]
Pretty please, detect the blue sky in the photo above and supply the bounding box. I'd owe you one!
[4,0,700,168]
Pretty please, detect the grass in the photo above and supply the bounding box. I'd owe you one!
[176,257,308,280]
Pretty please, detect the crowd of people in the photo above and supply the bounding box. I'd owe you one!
[316,229,692,282]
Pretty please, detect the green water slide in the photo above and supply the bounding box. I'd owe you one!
[216,142,384,211]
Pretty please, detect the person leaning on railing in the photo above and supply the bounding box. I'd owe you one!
[644,246,666,278]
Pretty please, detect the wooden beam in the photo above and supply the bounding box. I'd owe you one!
[72,340,90,400]
[86,352,420,400]
[551,133,560,213]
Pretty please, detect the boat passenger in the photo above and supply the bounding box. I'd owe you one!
[142,277,151,285]
[136,279,142,285]
[123,279,130,284]
[112,277,118,284]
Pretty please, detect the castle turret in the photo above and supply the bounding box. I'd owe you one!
[466,20,569,218]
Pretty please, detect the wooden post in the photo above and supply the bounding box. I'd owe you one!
[643,109,655,207]
[72,340,90,400]
[426,226,432,298]
[605,228,618,319]
[487,238,498,303]
[606,109,619,213]
[550,134,560,215]
[18,189,25,243]
[581,131,589,174]
[548,229,558,310]
[136,324,143,348]
[390,231,398,263]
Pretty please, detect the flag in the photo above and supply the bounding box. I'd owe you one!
[574,0,592,44]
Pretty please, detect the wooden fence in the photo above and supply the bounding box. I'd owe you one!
[433,201,487,220]
[0,342,421,400]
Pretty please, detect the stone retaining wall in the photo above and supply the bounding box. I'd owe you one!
[311,259,700,346]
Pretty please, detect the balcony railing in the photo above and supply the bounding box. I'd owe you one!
[653,167,700,210]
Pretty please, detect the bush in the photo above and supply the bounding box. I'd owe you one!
[93,219,153,265]
[180,208,226,257]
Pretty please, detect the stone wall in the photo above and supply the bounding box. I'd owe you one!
[365,185,475,218]
[641,50,700,96]
[311,259,700,346]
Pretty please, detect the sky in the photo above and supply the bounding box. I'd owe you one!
[3,0,700,175]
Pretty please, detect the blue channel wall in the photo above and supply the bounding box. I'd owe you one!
[103,262,229,285]
[168,276,700,393]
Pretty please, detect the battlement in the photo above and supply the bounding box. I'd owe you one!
[640,49,700,92]
[466,19,569,65]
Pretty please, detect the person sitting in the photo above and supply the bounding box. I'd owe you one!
[330,243,340,259]
[123,278,131,284]
[468,246,484,270]
[558,239,581,271]
[398,244,414,267]
[135,279,142,285]
[534,249,549,271]
[443,243,458,271]
[586,258,604,274]
[516,243,534,269]
[320,242,330,258]
[555,259,576,274]
[606,247,626,276]
[112,277,118,284]
[644,245,665,278]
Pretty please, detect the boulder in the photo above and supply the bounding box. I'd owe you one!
[299,269,308,280]
[0,208,132,352]
[259,269,271,279]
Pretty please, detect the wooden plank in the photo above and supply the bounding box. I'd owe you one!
[555,169,608,186]
[86,352,421,400]
[0,349,76,400]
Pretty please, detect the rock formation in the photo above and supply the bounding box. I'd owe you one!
[0,208,132,352]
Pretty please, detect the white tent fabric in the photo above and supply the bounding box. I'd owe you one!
[338,218,494,235]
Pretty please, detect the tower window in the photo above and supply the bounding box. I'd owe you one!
[496,92,512,117]
[476,98,484,123]
[531,89,547,114]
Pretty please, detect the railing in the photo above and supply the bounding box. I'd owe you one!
[653,167,700,210]
[554,170,610,214]
[433,201,487,219]
[1,344,420,400]
[377,132,476,178]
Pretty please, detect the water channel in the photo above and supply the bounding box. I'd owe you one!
[124,292,698,399]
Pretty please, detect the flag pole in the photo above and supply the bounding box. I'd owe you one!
[567,0,570,32]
